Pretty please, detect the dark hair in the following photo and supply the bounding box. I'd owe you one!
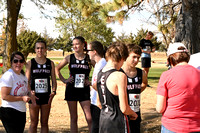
[10,51,25,75]
[147,31,154,36]
[89,41,107,58]
[73,36,87,51]
[35,40,47,48]
[127,44,142,56]
[167,46,190,66]
[105,42,128,62]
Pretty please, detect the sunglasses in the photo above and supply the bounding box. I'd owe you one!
[87,49,94,52]
[13,59,24,63]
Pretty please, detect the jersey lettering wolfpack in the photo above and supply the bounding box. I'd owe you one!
[126,68,142,112]
[68,54,91,88]
[30,58,51,94]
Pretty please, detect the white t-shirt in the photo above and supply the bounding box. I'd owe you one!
[90,58,107,106]
[0,69,28,112]
[189,52,200,70]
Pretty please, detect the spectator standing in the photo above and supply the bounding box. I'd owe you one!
[87,41,107,133]
[139,31,155,87]
[0,51,30,133]
[156,42,200,133]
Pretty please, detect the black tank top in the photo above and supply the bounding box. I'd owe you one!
[30,58,51,94]
[122,68,143,113]
[68,54,91,88]
[97,69,129,133]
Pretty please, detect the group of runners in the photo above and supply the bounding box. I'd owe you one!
[1,31,200,133]
[0,33,154,133]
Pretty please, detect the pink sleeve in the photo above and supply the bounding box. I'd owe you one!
[157,72,168,97]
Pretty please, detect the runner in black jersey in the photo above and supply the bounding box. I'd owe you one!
[97,42,138,133]
[121,44,147,133]
[26,40,57,133]
[56,36,93,133]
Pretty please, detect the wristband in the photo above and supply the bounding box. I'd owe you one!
[52,91,56,95]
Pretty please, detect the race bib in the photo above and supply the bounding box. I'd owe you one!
[74,74,85,88]
[129,94,140,112]
[35,79,48,93]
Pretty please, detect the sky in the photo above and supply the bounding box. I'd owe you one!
[0,0,158,39]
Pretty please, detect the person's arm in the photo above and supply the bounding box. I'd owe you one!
[151,46,156,53]
[48,61,57,104]
[25,60,38,104]
[51,61,57,92]
[55,55,71,84]
[156,95,166,113]
[117,72,138,120]
[1,87,30,102]
[25,61,32,93]
[96,92,102,109]
[92,82,97,91]
[141,70,148,92]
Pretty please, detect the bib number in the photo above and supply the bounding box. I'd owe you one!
[35,79,48,93]
[144,46,151,52]
[129,94,140,112]
[74,74,85,88]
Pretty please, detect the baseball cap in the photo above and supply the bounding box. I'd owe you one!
[167,42,188,56]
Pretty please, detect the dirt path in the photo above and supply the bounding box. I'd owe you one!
[0,83,162,133]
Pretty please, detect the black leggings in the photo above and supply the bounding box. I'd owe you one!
[90,104,101,133]
[0,107,26,133]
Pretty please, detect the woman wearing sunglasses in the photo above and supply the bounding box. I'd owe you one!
[0,51,30,133]
[26,40,57,133]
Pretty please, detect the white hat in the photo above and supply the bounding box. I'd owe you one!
[167,42,188,56]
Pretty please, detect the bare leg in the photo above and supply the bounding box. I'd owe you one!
[40,104,51,133]
[80,100,92,133]
[143,67,150,76]
[28,104,40,133]
[67,101,78,133]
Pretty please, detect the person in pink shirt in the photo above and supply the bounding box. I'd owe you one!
[156,42,200,133]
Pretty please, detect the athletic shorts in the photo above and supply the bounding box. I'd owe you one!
[141,57,151,68]
[129,111,141,133]
[29,93,50,105]
[64,83,90,102]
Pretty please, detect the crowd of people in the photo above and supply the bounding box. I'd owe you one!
[0,34,200,133]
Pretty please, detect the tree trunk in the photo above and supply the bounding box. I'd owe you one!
[2,0,22,73]
[174,0,200,54]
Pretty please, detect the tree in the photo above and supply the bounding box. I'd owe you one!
[174,0,200,54]
[17,30,44,59]
[1,0,22,73]
[0,0,59,73]
[55,1,114,46]
[115,28,162,50]
[143,0,181,49]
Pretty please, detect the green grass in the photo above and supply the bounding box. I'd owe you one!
[0,66,166,85]
[148,67,167,85]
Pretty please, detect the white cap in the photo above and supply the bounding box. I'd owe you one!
[167,42,188,56]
